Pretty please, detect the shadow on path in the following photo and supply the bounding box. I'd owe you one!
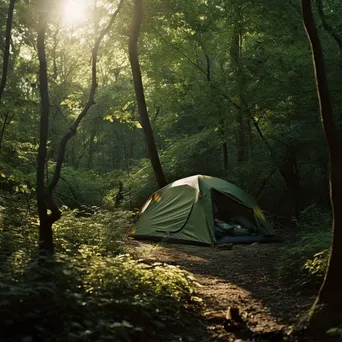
[128,241,315,341]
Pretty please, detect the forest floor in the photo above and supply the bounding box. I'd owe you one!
[126,240,316,342]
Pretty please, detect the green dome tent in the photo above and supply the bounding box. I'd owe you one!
[133,175,275,245]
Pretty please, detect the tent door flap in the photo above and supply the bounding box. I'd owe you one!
[156,203,195,234]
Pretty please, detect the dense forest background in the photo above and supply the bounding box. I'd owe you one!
[2,0,341,214]
[1,0,342,341]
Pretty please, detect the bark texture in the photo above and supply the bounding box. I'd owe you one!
[128,0,167,188]
[0,0,16,102]
[301,0,342,336]
[37,11,54,253]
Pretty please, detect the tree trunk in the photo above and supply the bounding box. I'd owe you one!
[0,111,14,153]
[87,129,96,169]
[128,0,167,188]
[0,0,16,102]
[230,18,248,163]
[301,0,342,336]
[47,0,124,193]
[236,110,247,162]
[251,117,301,216]
[37,10,54,254]
[38,218,54,254]
[222,142,228,171]
[218,117,228,171]
[35,1,124,254]
[247,118,254,157]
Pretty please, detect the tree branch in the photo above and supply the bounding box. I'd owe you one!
[255,166,279,199]
[150,26,242,111]
[149,25,209,77]
[47,0,125,193]
[55,191,83,207]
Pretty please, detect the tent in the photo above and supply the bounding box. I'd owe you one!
[133,175,276,246]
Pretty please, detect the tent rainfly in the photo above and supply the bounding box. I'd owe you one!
[133,175,276,245]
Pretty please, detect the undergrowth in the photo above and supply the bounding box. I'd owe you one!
[277,204,332,290]
[0,205,202,342]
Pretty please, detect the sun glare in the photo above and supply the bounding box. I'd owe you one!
[63,0,88,26]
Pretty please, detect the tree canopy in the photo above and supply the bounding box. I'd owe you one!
[1,0,342,340]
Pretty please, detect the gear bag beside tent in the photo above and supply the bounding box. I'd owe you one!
[133,175,276,245]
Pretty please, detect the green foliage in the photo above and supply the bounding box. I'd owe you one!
[277,205,332,289]
[119,159,157,209]
[54,167,123,208]
[119,129,227,209]
[0,207,200,341]
[0,171,32,195]
[304,249,330,279]
[1,0,339,217]
[104,111,142,129]
[54,207,133,253]
[0,0,341,337]
[327,327,342,340]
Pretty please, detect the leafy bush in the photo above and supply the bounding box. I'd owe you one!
[277,204,332,289]
[53,207,133,254]
[54,167,123,209]
[0,206,201,341]
[119,159,157,209]
[303,249,330,280]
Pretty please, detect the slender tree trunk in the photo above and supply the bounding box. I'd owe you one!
[35,1,124,254]
[237,27,250,162]
[236,111,247,162]
[222,142,228,171]
[0,0,16,103]
[87,129,96,169]
[39,219,54,253]
[218,117,228,171]
[121,136,132,208]
[0,112,11,152]
[52,25,60,80]
[199,43,229,171]
[230,19,248,163]
[247,118,254,157]
[37,10,54,254]
[128,0,166,188]
[251,117,301,216]
[301,0,342,336]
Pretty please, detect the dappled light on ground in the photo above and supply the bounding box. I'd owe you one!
[127,241,314,341]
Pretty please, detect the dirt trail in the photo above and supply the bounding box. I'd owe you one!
[126,241,314,341]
